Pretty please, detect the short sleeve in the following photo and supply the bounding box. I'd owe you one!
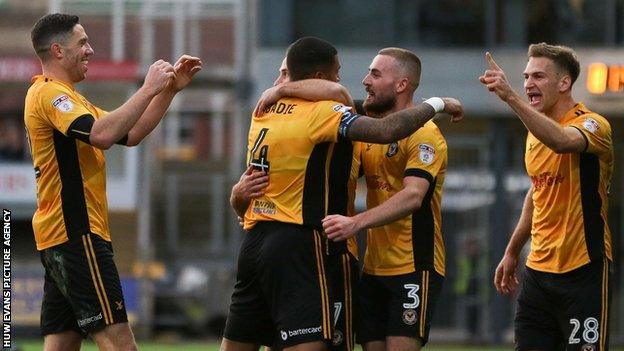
[307,101,360,143]
[93,105,108,117]
[38,84,95,136]
[404,129,447,183]
[567,114,612,155]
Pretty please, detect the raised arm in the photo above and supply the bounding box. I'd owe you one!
[500,95,585,153]
[89,60,174,149]
[494,186,534,294]
[125,55,202,146]
[346,98,463,143]
[479,52,585,153]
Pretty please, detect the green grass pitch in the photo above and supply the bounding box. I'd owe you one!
[12,340,624,351]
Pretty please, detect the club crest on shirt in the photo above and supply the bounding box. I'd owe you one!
[386,142,398,157]
[332,330,344,346]
[403,309,417,325]
[582,118,599,133]
[418,144,435,165]
[52,94,73,113]
[581,344,596,351]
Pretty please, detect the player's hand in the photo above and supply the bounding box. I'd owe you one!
[441,97,464,123]
[232,165,269,202]
[143,60,176,96]
[253,85,283,117]
[494,253,520,295]
[168,55,202,92]
[322,214,359,241]
[479,52,516,102]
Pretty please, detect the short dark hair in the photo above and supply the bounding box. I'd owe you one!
[286,37,338,81]
[528,42,580,86]
[31,13,80,59]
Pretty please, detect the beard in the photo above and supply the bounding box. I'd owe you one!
[363,93,396,116]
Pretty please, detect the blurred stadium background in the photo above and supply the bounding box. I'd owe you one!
[1,0,623,348]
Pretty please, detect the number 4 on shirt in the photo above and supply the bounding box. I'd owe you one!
[249,128,270,173]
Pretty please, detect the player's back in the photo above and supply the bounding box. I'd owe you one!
[243,97,352,230]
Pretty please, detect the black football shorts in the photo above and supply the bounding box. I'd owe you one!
[515,259,612,351]
[40,233,128,337]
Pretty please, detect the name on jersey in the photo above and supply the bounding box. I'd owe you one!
[263,102,297,115]
[252,200,276,215]
[365,175,393,192]
[52,94,74,112]
[531,171,564,189]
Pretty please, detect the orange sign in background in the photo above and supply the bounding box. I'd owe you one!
[587,62,624,94]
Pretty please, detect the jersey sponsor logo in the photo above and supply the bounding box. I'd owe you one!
[77,312,103,327]
[252,200,276,215]
[581,344,596,351]
[365,175,393,192]
[530,171,565,189]
[418,144,435,165]
[52,94,74,113]
[386,142,398,157]
[582,118,599,133]
[281,330,288,341]
[402,309,417,325]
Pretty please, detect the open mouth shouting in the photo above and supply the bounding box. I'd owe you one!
[527,91,542,106]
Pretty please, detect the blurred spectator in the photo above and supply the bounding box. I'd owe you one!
[454,235,486,344]
[0,118,26,161]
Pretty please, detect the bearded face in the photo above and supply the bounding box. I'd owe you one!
[361,54,400,116]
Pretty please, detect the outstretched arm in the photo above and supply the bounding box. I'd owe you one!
[494,186,533,295]
[479,52,585,153]
[125,55,202,146]
[89,60,174,149]
[346,98,463,143]
[322,176,430,241]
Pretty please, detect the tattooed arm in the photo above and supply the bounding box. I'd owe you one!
[347,98,463,143]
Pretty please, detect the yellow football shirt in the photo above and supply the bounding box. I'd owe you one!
[525,103,613,273]
[345,142,362,259]
[361,120,447,276]
[24,75,110,250]
[243,98,358,230]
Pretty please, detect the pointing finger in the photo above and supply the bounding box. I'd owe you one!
[485,52,502,71]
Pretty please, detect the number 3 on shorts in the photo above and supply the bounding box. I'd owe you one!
[569,317,599,344]
[403,284,420,309]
